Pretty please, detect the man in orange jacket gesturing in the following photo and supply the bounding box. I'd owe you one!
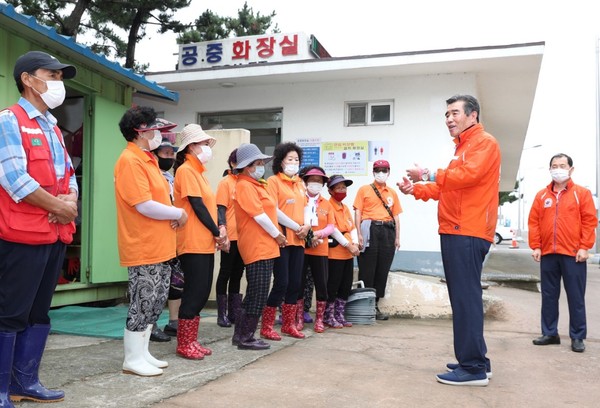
[528,153,597,353]
[399,94,500,387]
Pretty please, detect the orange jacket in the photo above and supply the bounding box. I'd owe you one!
[413,124,501,242]
[528,179,597,256]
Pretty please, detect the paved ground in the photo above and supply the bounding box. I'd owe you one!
[28,249,600,408]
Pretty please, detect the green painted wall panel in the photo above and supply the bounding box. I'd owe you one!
[89,96,127,283]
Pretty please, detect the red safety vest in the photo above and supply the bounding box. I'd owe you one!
[0,104,75,245]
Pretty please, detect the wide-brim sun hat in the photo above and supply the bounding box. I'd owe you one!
[178,123,216,152]
[235,143,272,169]
[302,167,329,183]
[327,175,353,189]
[134,117,177,133]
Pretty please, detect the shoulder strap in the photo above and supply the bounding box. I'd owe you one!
[370,183,395,224]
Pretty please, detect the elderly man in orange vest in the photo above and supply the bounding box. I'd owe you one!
[399,94,500,387]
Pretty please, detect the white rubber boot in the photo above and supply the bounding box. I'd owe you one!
[122,329,163,376]
[144,325,168,368]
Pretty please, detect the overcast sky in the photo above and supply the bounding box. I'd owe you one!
[136,1,600,227]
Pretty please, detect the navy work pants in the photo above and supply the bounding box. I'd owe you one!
[0,239,66,332]
[440,234,489,375]
[540,253,587,340]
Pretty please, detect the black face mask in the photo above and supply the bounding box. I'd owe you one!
[158,157,174,171]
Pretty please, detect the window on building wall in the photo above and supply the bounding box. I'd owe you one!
[198,109,282,178]
[346,100,393,126]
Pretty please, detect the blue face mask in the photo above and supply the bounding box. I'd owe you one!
[250,165,265,180]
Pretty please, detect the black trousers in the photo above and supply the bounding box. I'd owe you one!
[301,254,328,302]
[327,258,354,301]
[0,239,66,332]
[266,245,304,306]
[357,223,395,298]
[216,240,245,295]
[178,253,214,319]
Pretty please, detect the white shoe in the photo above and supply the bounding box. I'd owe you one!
[123,329,163,376]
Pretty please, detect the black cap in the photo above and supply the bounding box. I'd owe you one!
[13,51,77,81]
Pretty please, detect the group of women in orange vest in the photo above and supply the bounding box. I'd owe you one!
[114,107,362,375]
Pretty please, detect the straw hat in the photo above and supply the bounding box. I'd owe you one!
[178,124,216,152]
[235,143,272,169]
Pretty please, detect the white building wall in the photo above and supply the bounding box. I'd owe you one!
[136,71,484,272]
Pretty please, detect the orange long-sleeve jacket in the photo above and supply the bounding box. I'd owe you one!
[528,179,597,256]
[413,123,501,243]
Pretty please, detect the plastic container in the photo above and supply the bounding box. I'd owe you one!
[345,280,376,325]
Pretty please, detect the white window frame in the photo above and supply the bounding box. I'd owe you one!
[345,100,394,126]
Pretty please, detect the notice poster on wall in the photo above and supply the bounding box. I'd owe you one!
[321,141,369,176]
[296,137,321,168]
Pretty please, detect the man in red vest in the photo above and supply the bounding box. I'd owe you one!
[0,51,78,407]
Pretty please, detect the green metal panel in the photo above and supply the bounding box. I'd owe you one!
[89,95,127,283]
[51,282,127,307]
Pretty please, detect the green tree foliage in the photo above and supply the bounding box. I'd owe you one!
[227,1,279,37]
[178,1,279,44]
[8,0,190,71]
[499,180,520,206]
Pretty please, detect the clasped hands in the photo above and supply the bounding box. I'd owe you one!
[215,225,230,252]
[48,191,78,224]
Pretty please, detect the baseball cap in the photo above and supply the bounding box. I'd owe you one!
[156,138,179,152]
[13,51,77,80]
[373,159,390,170]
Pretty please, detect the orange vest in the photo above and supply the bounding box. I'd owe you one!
[413,124,500,242]
[0,104,74,245]
[528,180,597,256]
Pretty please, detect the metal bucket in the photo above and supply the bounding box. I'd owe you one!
[345,280,376,325]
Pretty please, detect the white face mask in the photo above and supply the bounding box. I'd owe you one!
[550,168,570,183]
[30,76,66,109]
[374,172,389,183]
[197,145,212,164]
[283,163,299,177]
[249,165,265,180]
[147,130,162,151]
[306,182,323,196]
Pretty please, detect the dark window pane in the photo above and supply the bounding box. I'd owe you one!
[349,105,366,124]
[371,105,391,122]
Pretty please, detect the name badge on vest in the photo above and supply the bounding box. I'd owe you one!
[31,138,42,146]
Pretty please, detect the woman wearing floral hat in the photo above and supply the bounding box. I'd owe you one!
[114,106,187,376]
[173,124,228,360]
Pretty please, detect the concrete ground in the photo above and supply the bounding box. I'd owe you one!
[30,248,600,408]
